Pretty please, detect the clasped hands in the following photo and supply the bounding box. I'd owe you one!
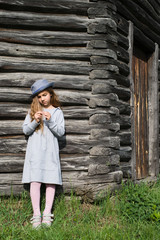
[34,111,51,123]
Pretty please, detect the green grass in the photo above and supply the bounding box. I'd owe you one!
[1,180,160,240]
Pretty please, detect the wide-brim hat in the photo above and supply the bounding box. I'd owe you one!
[31,79,54,97]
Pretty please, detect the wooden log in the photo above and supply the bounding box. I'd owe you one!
[87,38,117,49]
[113,86,130,101]
[88,6,116,19]
[62,170,123,184]
[135,0,160,22]
[0,73,91,90]
[117,60,130,77]
[0,170,123,191]
[118,115,131,129]
[0,42,120,60]
[0,0,94,15]
[134,26,155,53]
[92,80,117,94]
[114,74,130,88]
[147,0,160,15]
[87,18,117,34]
[116,13,129,37]
[90,70,117,79]
[0,56,91,75]
[0,119,120,136]
[0,119,91,136]
[116,147,132,162]
[0,104,122,120]
[111,100,131,115]
[0,184,24,196]
[0,10,90,31]
[117,45,129,64]
[119,0,160,34]
[119,131,131,146]
[117,32,129,50]
[0,28,117,46]
[0,154,90,172]
[0,158,24,172]
[90,144,120,156]
[88,164,110,176]
[0,87,92,105]
[90,155,120,166]
[116,0,160,45]
[0,134,120,154]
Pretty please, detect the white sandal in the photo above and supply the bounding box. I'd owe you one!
[30,215,41,229]
[42,213,54,227]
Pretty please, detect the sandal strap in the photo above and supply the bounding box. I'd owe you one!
[30,216,41,224]
[42,213,54,222]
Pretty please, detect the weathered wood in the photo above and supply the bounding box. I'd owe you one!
[90,155,120,166]
[0,119,121,136]
[0,0,94,15]
[0,42,120,60]
[117,32,129,50]
[0,56,91,75]
[117,45,129,63]
[0,120,91,135]
[116,147,132,162]
[0,73,91,90]
[116,0,160,45]
[0,170,123,196]
[116,13,129,37]
[0,135,120,155]
[88,6,116,19]
[119,0,160,34]
[119,131,131,146]
[114,74,130,88]
[0,104,123,120]
[0,154,90,172]
[0,10,90,31]
[147,0,160,15]
[117,60,130,77]
[0,87,92,105]
[148,44,159,176]
[0,28,117,46]
[113,86,130,101]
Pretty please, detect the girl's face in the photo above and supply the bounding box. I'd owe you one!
[37,90,52,108]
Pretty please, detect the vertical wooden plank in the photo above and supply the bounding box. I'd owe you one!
[148,43,159,176]
[133,48,149,179]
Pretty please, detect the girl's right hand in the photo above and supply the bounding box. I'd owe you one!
[34,111,43,123]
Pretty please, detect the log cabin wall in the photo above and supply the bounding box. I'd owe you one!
[0,0,159,201]
[116,0,160,178]
[0,0,123,201]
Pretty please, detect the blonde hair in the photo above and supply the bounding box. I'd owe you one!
[30,88,61,132]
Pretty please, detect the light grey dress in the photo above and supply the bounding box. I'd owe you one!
[22,107,65,185]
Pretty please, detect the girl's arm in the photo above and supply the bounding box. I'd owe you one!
[22,113,40,135]
[47,109,65,137]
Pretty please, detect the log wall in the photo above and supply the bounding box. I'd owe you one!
[0,0,160,200]
[0,0,123,201]
[116,0,160,178]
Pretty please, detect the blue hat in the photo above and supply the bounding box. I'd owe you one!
[31,79,54,97]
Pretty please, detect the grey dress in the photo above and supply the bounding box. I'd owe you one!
[22,107,65,185]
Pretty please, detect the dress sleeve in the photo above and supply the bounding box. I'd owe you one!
[47,109,65,137]
[22,112,40,135]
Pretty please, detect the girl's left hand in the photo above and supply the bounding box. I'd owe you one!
[43,111,51,121]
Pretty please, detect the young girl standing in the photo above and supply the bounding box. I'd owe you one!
[22,79,65,228]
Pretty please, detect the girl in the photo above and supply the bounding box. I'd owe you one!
[22,79,65,228]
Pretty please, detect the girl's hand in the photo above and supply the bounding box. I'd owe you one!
[43,111,51,121]
[34,111,43,123]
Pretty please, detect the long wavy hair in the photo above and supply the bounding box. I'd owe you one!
[30,87,61,132]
